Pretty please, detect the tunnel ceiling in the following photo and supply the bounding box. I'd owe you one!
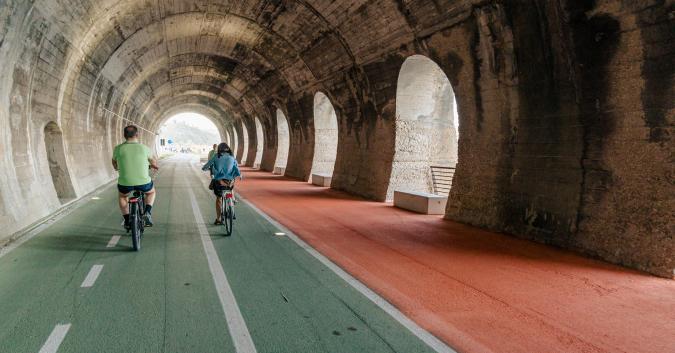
[30,0,469,131]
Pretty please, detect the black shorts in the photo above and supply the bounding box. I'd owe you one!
[118,181,154,194]
[211,179,234,197]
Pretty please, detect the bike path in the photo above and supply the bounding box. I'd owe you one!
[0,156,441,353]
[0,159,235,353]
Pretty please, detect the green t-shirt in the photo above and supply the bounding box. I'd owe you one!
[208,149,216,160]
[113,142,152,186]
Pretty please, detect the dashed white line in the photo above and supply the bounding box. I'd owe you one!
[38,323,71,353]
[186,180,257,353]
[106,235,121,248]
[80,264,103,288]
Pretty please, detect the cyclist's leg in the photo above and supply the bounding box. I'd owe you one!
[138,182,155,226]
[117,185,133,227]
[118,192,130,214]
[215,197,223,222]
[213,184,223,223]
[144,188,156,209]
[140,182,155,209]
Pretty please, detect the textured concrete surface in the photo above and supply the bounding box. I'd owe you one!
[0,1,672,277]
[237,168,675,353]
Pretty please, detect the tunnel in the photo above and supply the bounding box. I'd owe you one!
[0,1,673,353]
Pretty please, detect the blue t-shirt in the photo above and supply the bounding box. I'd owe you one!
[202,154,241,181]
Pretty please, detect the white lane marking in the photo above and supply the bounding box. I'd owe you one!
[189,163,455,353]
[106,235,121,248]
[188,161,457,352]
[80,265,104,288]
[186,180,257,353]
[240,196,458,353]
[38,323,71,353]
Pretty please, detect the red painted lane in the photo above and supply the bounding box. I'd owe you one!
[237,168,675,353]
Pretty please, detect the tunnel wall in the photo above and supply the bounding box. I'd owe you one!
[0,1,155,240]
[0,1,672,277]
[243,1,673,277]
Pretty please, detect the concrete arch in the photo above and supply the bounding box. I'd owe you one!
[274,109,291,174]
[153,105,227,144]
[254,117,264,168]
[310,92,339,181]
[237,121,249,165]
[386,55,459,200]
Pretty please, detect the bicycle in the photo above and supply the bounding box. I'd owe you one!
[127,190,145,251]
[125,170,158,251]
[217,182,236,236]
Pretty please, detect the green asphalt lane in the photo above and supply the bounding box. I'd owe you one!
[0,156,438,353]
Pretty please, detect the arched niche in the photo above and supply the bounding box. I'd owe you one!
[387,55,459,200]
[274,109,290,172]
[254,117,264,168]
[310,92,339,181]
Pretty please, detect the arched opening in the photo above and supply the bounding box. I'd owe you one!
[387,55,459,201]
[44,122,76,203]
[240,122,249,165]
[274,109,290,173]
[310,92,339,181]
[226,128,232,147]
[230,126,238,156]
[254,117,264,168]
[157,112,221,159]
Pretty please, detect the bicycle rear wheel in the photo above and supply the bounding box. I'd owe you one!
[130,204,141,251]
[224,201,233,236]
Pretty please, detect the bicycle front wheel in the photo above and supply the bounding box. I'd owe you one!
[224,202,234,236]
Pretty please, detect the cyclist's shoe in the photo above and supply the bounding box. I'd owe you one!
[233,213,237,220]
[122,218,130,231]
[144,214,154,227]
[214,219,223,225]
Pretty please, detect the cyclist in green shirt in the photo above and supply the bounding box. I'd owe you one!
[112,125,159,228]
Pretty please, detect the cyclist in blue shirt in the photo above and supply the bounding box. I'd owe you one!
[202,143,242,224]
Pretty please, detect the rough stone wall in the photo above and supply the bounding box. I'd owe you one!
[0,0,671,277]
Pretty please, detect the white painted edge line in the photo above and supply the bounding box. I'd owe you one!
[188,163,455,353]
[80,264,104,288]
[242,199,456,353]
[106,235,121,248]
[38,323,71,353]
[186,179,257,353]
[0,180,115,261]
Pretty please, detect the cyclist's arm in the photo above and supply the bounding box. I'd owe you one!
[202,157,215,171]
[112,158,119,171]
[149,157,159,170]
[233,162,242,180]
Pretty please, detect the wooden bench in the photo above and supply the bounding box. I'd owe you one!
[273,166,286,175]
[311,173,332,187]
[393,190,447,215]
